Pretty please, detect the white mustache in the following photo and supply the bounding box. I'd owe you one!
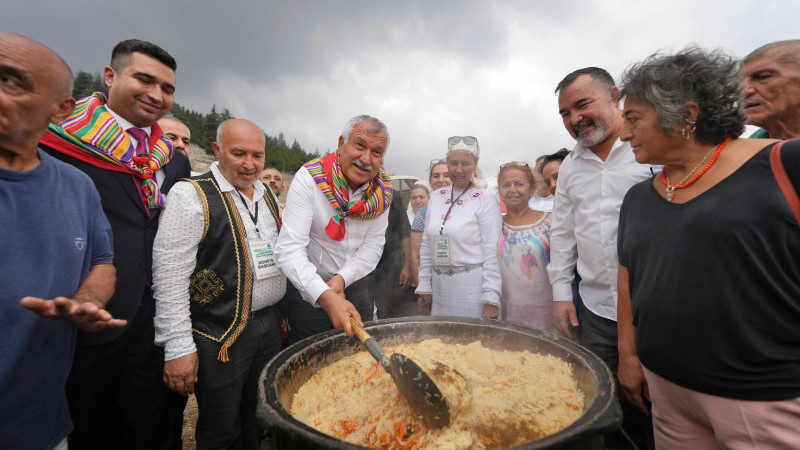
[353,160,374,171]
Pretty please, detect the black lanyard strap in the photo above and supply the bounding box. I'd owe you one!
[439,182,471,235]
[236,191,260,236]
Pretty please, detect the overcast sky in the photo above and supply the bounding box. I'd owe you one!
[3,0,795,179]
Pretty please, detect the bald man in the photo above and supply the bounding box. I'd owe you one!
[153,119,285,449]
[742,40,800,139]
[0,33,123,450]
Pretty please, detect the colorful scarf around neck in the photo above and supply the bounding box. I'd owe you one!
[40,92,174,209]
[304,152,393,241]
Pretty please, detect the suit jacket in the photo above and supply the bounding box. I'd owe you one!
[43,145,191,345]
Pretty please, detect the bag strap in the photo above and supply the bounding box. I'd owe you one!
[769,139,800,227]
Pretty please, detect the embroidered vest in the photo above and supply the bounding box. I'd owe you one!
[186,173,281,360]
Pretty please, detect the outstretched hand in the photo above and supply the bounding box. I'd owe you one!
[20,296,127,331]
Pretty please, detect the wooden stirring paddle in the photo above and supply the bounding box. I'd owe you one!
[349,317,451,427]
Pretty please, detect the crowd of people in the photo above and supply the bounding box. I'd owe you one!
[1,32,799,450]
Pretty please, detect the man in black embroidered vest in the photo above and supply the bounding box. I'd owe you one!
[41,39,191,450]
[153,118,286,449]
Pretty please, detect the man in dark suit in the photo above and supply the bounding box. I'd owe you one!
[42,39,190,450]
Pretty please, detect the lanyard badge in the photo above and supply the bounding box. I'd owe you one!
[249,240,281,279]
[433,235,452,266]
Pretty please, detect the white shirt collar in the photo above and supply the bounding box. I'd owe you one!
[209,161,266,198]
[572,136,627,161]
[106,107,152,137]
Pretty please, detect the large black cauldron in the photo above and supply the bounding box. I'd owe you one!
[257,317,621,449]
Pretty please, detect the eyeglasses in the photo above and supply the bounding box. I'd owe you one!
[448,136,478,147]
[499,161,530,170]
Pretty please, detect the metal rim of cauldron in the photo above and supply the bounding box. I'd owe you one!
[258,316,622,449]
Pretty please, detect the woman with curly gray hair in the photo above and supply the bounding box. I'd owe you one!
[615,47,800,448]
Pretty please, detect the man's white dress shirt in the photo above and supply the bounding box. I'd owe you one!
[152,162,286,361]
[547,139,654,321]
[275,166,389,305]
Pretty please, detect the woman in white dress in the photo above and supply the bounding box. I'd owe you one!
[416,136,503,318]
[496,162,555,332]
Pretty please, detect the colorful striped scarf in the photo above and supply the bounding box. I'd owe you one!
[304,152,393,241]
[42,92,174,209]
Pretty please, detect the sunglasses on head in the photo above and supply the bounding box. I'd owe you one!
[448,136,478,147]
[429,159,447,170]
[499,161,530,170]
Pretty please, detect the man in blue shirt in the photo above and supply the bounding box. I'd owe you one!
[0,32,123,450]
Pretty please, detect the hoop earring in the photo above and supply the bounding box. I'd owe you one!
[682,119,696,140]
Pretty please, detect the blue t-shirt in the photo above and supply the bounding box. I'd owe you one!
[0,149,114,450]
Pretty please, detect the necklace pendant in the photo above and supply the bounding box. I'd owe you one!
[665,185,675,202]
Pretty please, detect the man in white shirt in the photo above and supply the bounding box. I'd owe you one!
[152,119,285,449]
[549,67,655,449]
[276,115,392,343]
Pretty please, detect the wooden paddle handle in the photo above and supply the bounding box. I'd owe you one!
[349,316,370,343]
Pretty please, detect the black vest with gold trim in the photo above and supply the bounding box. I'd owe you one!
[185,173,281,361]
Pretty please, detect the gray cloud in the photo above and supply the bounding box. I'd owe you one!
[2,0,795,178]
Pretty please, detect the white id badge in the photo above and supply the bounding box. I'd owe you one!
[249,240,281,279]
[433,235,452,266]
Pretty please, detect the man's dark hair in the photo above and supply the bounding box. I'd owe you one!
[110,39,177,72]
[539,149,570,174]
[555,67,615,95]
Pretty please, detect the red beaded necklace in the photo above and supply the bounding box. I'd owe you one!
[662,136,731,202]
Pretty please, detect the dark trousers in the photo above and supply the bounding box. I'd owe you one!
[581,306,655,450]
[194,305,281,450]
[365,271,418,319]
[280,278,372,345]
[66,290,186,450]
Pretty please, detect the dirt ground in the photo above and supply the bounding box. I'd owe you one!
[182,395,271,449]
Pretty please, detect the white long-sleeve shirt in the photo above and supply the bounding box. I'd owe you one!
[416,185,503,305]
[275,166,389,305]
[546,139,654,321]
[152,162,286,361]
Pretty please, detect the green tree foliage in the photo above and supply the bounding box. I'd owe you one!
[71,71,319,173]
[72,71,106,99]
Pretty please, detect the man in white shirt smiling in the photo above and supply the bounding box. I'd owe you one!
[549,67,655,449]
[276,115,392,342]
[152,118,285,449]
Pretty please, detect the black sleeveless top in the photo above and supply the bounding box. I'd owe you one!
[618,140,800,400]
